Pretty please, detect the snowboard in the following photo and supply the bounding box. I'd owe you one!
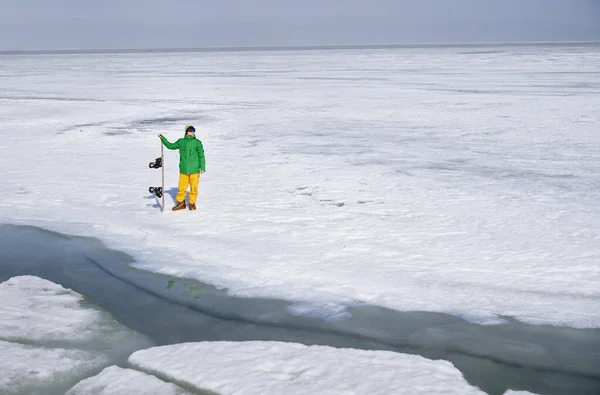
[148,143,165,212]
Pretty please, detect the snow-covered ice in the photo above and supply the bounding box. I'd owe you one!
[66,366,193,395]
[2,276,538,394]
[0,340,104,395]
[0,276,151,395]
[0,275,139,345]
[0,44,599,329]
[129,341,487,395]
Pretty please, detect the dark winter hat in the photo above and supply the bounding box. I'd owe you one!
[185,125,196,133]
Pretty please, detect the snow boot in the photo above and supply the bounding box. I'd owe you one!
[172,201,186,211]
[189,203,196,211]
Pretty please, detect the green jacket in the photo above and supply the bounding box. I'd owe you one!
[160,134,206,174]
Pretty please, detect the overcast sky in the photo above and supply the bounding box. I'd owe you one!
[1,0,599,50]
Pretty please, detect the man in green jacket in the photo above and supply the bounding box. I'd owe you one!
[158,125,206,211]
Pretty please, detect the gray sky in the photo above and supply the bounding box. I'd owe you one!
[1,0,599,50]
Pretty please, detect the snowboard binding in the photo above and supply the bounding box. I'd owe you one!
[149,141,165,212]
[149,186,163,198]
[149,157,162,169]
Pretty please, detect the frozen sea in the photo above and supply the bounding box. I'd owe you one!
[1,43,599,394]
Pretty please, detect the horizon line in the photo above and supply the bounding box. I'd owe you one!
[1,40,599,55]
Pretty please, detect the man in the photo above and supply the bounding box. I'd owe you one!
[158,125,206,211]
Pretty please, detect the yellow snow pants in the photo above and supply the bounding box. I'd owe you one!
[176,173,200,204]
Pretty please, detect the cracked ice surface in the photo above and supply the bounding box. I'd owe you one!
[0,275,140,345]
[0,276,151,395]
[66,366,194,395]
[129,341,488,395]
[0,340,104,395]
[1,274,540,394]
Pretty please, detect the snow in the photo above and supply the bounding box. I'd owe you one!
[129,341,487,395]
[1,45,599,329]
[0,276,151,395]
[0,340,104,395]
[0,275,137,345]
[66,366,193,395]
